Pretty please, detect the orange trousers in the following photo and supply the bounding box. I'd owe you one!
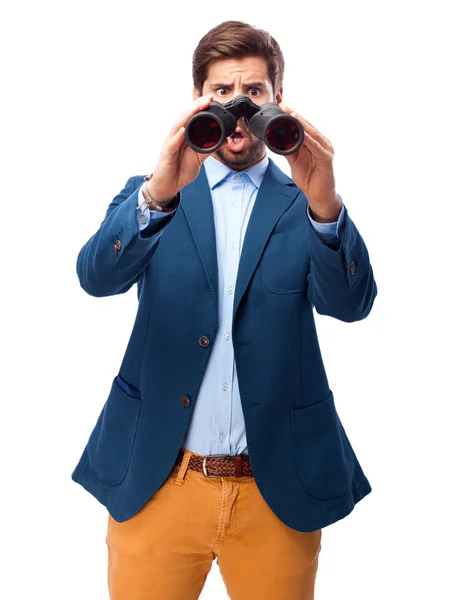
[106,448,322,599]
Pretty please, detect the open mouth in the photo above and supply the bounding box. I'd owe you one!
[226,128,247,151]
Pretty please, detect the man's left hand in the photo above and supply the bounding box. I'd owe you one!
[279,102,342,223]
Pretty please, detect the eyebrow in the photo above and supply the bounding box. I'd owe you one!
[209,81,266,89]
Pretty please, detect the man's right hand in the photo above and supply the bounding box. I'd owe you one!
[145,94,215,207]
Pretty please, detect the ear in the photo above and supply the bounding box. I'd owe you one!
[193,86,201,101]
[275,86,283,104]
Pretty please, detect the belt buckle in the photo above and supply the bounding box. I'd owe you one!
[202,454,230,478]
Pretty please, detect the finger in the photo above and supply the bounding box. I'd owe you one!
[279,102,333,150]
[168,127,214,162]
[169,94,214,138]
[302,132,334,162]
[283,147,298,168]
[292,111,333,150]
[165,126,187,156]
[278,101,293,115]
[177,132,214,165]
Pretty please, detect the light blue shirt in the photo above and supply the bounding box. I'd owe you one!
[137,154,345,455]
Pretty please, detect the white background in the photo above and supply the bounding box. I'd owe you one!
[1,0,469,598]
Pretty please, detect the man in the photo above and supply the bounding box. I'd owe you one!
[72,20,377,600]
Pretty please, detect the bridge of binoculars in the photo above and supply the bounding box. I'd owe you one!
[185,95,304,155]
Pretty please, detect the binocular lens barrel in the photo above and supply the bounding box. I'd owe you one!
[265,117,302,153]
[187,115,223,151]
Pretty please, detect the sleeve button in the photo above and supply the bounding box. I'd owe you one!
[199,336,210,347]
[349,260,356,275]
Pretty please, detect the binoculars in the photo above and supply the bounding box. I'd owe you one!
[185,95,304,155]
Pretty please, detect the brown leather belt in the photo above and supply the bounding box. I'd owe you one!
[175,449,253,478]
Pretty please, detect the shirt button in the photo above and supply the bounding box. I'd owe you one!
[140,215,147,224]
[219,435,225,441]
[222,383,228,391]
[230,243,236,250]
[199,336,210,347]
[233,201,240,208]
[181,396,191,407]
[227,287,234,295]
[225,333,231,340]
[234,174,240,180]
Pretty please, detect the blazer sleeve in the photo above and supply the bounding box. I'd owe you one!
[307,202,378,322]
[76,176,178,297]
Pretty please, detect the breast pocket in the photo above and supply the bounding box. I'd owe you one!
[87,376,142,486]
[260,229,309,294]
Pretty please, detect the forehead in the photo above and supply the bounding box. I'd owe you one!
[206,56,270,83]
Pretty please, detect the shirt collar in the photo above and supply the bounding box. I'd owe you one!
[203,153,269,190]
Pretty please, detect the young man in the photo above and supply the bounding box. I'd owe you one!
[72,20,377,599]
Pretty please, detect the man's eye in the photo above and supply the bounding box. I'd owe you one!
[216,88,228,95]
[249,88,261,96]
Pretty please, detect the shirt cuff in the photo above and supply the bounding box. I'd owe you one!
[136,184,179,231]
[306,194,345,242]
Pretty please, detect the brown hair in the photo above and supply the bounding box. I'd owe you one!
[192,20,285,97]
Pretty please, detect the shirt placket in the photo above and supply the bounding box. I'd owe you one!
[218,172,244,454]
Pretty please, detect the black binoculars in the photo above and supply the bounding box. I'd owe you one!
[185,95,304,155]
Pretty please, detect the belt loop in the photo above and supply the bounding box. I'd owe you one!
[174,449,192,486]
[234,455,243,477]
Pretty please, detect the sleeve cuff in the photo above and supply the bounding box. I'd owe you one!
[136,184,179,231]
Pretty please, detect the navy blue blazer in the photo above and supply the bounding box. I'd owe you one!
[71,158,377,532]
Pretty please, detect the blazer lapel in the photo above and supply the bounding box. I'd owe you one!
[180,158,300,322]
[180,168,219,312]
[233,158,300,318]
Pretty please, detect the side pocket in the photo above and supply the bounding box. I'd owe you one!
[290,391,354,500]
[115,374,141,399]
[87,376,142,485]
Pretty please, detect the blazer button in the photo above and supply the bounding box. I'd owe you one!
[349,260,356,275]
[199,336,210,348]
[113,239,122,254]
[181,395,191,407]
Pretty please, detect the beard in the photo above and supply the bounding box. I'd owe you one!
[213,122,265,169]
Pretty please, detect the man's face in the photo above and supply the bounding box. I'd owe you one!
[193,56,283,170]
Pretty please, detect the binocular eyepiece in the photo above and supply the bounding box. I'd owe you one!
[185,95,304,155]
